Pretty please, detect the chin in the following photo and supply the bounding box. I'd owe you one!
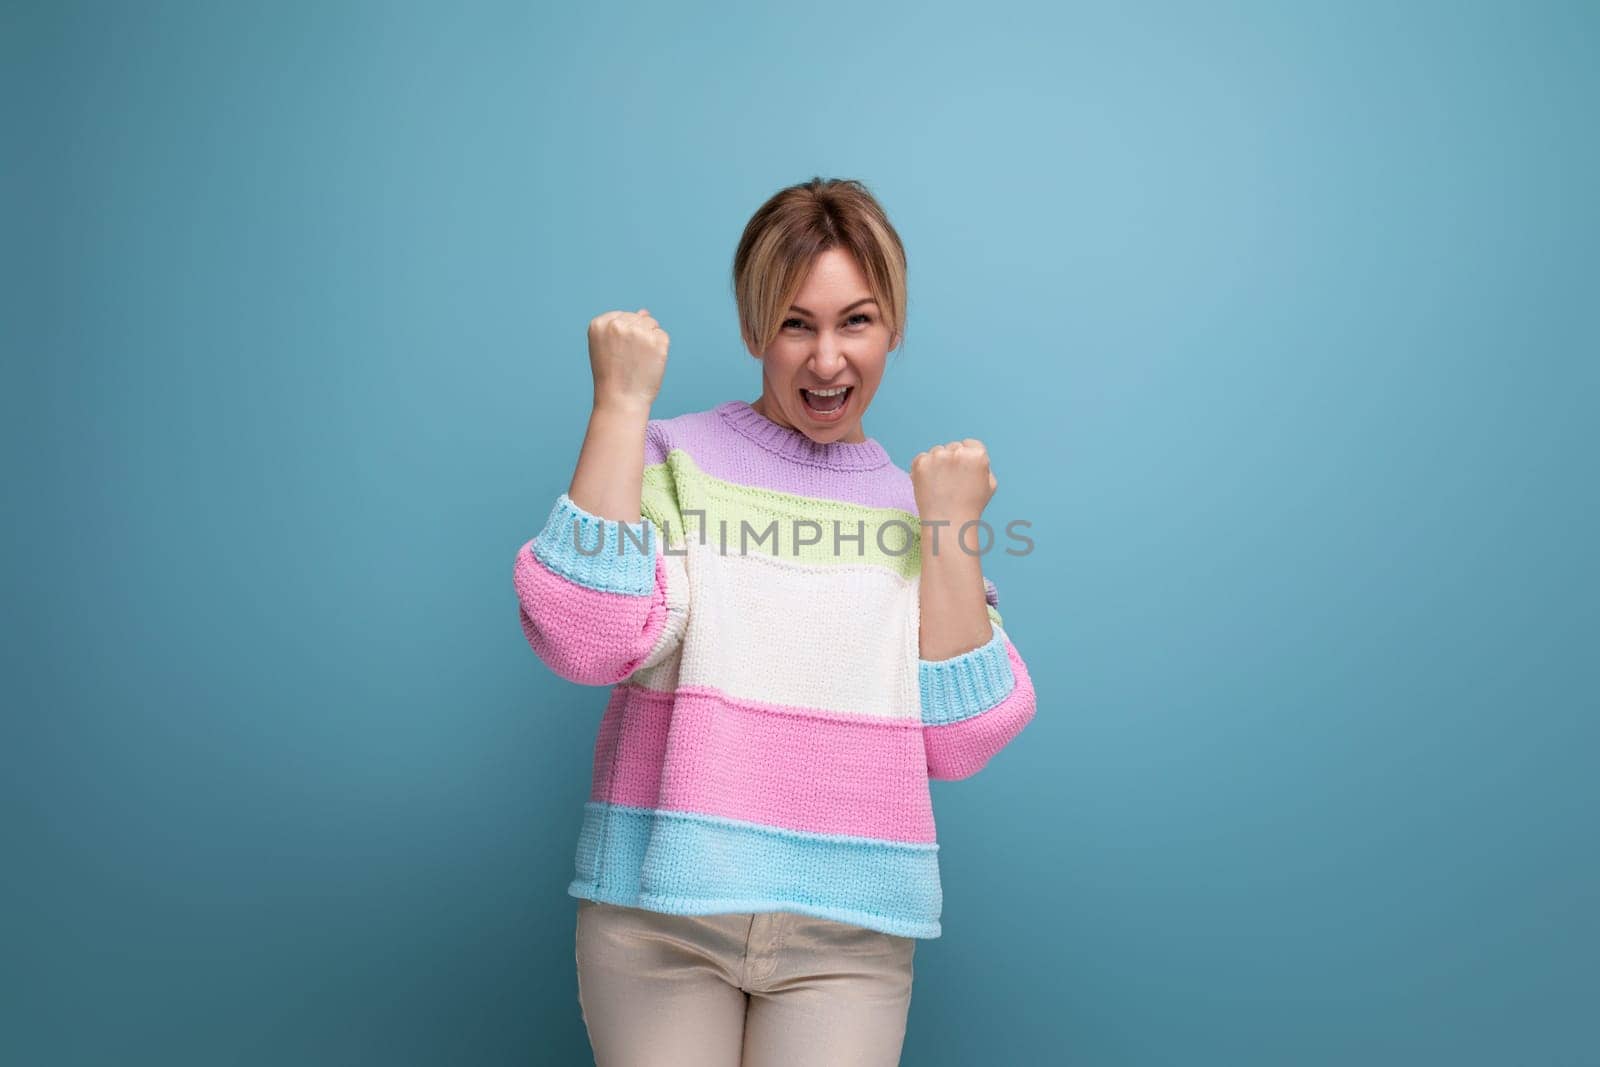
[795,413,854,439]
[820,426,864,445]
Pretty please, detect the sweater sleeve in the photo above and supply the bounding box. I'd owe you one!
[919,577,1036,781]
[511,425,691,687]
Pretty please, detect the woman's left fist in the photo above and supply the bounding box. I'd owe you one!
[910,439,997,521]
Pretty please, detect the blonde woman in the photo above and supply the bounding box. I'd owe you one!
[513,177,1036,1065]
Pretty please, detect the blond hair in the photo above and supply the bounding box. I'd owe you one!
[732,177,908,358]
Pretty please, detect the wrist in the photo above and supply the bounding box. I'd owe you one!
[920,517,987,564]
[919,513,984,550]
[591,396,653,423]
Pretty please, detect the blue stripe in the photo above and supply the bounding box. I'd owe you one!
[566,801,943,939]
[531,493,657,595]
[919,622,1016,725]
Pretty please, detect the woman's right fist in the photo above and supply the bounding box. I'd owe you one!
[588,308,669,413]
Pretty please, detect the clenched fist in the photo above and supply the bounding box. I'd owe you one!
[910,439,997,522]
[588,307,669,413]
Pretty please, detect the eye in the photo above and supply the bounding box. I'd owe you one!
[782,313,872,331]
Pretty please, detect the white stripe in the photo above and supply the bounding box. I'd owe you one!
[623,546,691,692]
[674,542,920,720]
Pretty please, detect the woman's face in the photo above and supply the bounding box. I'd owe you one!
[748,247,899,444]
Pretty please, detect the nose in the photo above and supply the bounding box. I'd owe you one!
[810,334,846,378]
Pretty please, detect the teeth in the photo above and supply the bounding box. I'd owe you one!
[806,386,849,396]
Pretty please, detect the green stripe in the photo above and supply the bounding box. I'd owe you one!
[642,449,923,578]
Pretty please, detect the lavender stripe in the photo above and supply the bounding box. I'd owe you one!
[648,405,917,512]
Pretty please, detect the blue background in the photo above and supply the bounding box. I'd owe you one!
[6,1,1595,1064]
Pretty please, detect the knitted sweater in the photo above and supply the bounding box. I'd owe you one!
[512,399,1036,939]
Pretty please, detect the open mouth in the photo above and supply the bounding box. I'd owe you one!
[800,386,852,417]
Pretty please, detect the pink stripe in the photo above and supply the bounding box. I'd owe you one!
[589,684,937,843]
[513,542,668,686]
[923,637,1037,781]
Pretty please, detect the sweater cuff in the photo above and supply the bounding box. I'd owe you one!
[530,493,657,595]
[919,622,1016,724]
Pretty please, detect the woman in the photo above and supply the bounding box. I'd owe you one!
[512,177,1037,1066]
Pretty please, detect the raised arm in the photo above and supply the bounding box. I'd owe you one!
[920,577,1036,780]
[511,309,690,686]
[912,438,1036,779]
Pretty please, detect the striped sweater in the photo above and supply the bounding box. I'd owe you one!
[512,399,1036,939]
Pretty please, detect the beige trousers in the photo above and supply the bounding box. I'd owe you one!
[574,898,917,1066]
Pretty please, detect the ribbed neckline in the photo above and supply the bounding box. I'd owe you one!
[715,399,891,471]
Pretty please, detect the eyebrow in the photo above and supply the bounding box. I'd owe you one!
[788,298,878,317]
